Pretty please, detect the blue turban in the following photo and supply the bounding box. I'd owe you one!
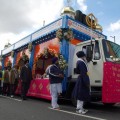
[76,51,85,58]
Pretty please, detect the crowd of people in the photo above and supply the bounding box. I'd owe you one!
[0,60,32,100]
[0,50,90,114]
[0,64,19,97]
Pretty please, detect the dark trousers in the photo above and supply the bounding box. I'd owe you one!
[3,83,10,95]
[10,84,14,95]
[10,79,19,96]
[21,82,30,99]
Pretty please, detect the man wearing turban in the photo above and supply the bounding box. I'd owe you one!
[48,57,64,109]
[72,51,90,114]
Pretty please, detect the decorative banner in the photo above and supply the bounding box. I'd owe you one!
[102,62,120,103]
[16,79,51,100]
[28,79,51,100]
[68,19,106,39]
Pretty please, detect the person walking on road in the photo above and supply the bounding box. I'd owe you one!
[20,60,32,100]
[72,51,90,114]
[48,57,64,109]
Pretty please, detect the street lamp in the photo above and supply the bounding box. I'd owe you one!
[110,36,115,43]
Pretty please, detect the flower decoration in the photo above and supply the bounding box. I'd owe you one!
[34,48,56,68]
[56,28,74,42]
[11,51,14,58]
[56,29,63,40]
[28,42,33,52]
[64,29,74,41]
[33,48,57,76]
[58,54,67,71]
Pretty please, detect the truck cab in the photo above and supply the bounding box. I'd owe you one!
[72,38,120,101]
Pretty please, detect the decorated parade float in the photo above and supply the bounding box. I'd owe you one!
[1,4,120,105]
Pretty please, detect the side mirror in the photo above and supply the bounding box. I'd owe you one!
[86,46,92,62]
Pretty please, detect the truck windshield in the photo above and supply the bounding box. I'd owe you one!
[102,39,120,62]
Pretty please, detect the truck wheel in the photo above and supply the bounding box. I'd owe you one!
[103,103,116,106]
[71,98,77,107]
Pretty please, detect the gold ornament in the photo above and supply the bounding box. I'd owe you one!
[86,13,97,29]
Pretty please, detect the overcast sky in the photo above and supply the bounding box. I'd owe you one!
[0,0,120,52]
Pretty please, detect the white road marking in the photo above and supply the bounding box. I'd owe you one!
[48,107,107,120]
[0,95,22,102]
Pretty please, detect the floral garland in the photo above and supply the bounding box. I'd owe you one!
[11,51,14,58]
[56,29,63,40]
[34,48,56,69]
[28,42,33,52]
[56,28,74,42]
[58,54,67,72]
[33,48,57,77]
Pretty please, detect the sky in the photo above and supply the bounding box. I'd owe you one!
[0,0,120,53]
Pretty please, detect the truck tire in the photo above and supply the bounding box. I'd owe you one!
[75,10,82,22]
[103,103,116,106]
